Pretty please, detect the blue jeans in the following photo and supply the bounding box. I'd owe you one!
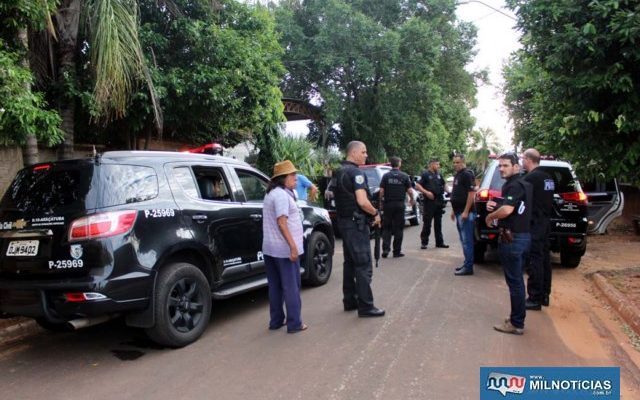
[498,232,531,329]
[455,212,476,271]
[264,255,303,331]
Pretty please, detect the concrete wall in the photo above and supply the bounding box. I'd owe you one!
[0,145,97,198]
[621,184,640,221]
[0,147,23,199]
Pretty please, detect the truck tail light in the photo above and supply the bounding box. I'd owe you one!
[561,191,588,205]
[33,163,52,171]
[64,292,107,302]
[476,189,502,201]
[69,210,138,242]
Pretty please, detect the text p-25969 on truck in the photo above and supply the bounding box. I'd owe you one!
[0,151,334,347]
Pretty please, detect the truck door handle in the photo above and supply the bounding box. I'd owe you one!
[192,214,208,222]
[250,214,262,220]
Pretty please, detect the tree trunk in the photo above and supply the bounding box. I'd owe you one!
[55,0,81,160]
[319,121,328,150]
[57,101,75,159]
[144,124,151,150]
[18,27,39,166]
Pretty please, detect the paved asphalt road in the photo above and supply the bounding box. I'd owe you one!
[0,214,637,399]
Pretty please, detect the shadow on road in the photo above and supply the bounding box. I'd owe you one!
[0,286,286,361]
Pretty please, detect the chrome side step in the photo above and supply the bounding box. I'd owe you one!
[212,277,268,299]
[212,267,305,300]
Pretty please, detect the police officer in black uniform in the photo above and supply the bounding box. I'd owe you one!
[333,141,385,317]
[416,159,449,249]
[379,156,414,258]
[522,148,555,309]
[485,152,532,335]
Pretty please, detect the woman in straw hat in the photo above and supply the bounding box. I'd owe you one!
[262,160,308,333]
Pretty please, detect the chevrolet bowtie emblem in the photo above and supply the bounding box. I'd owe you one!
[14,219,27,229]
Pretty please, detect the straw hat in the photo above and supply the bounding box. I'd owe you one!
[272,160,298,179]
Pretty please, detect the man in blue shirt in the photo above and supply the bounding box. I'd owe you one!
[295,173,318,203]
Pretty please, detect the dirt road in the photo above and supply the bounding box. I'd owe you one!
[0,222,638,399]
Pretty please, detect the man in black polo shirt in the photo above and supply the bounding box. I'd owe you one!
[379,156,415,258]
[485,152,532,335]
[416,159,449,250]
[450,154,476,276]
[522,148,555,310]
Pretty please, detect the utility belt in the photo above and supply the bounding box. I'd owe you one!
[352,210,372,232]
[425,193,445,203]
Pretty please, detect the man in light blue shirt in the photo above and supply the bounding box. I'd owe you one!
[295,173,318,203]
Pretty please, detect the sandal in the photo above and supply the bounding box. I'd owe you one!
[287,323,308,334]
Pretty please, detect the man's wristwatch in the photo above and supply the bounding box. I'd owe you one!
[372,210,379,217]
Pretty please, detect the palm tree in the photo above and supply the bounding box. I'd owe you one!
[467,127,502,176]
[32,0,162,159]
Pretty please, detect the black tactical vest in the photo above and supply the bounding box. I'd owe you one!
[382,169,408,202]
[334,161,368,217]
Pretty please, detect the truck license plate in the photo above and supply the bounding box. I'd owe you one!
[6,240,39,256]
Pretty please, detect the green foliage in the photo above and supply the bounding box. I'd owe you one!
[272,0,477,176]
[504,0,640,184]
[21,0,284,153]
[0,0,57,43]
[0,1,62,146]
[254,115,282,175]
[254,125,342,178]
[88,0,149,122]
[270,134,325,177]
[128,0,286,147]
[0,43,63,146]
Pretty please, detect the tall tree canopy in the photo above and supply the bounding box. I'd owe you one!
[27,0,160,158]
[272,0,478,174]
[504,0,640,184]
[27,0,285,153]
[131,0,285,147]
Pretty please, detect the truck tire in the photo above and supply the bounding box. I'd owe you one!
[560,251,581,269]
[474,242,487,264]
[303,231,333,286]
[145,262,211,347]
